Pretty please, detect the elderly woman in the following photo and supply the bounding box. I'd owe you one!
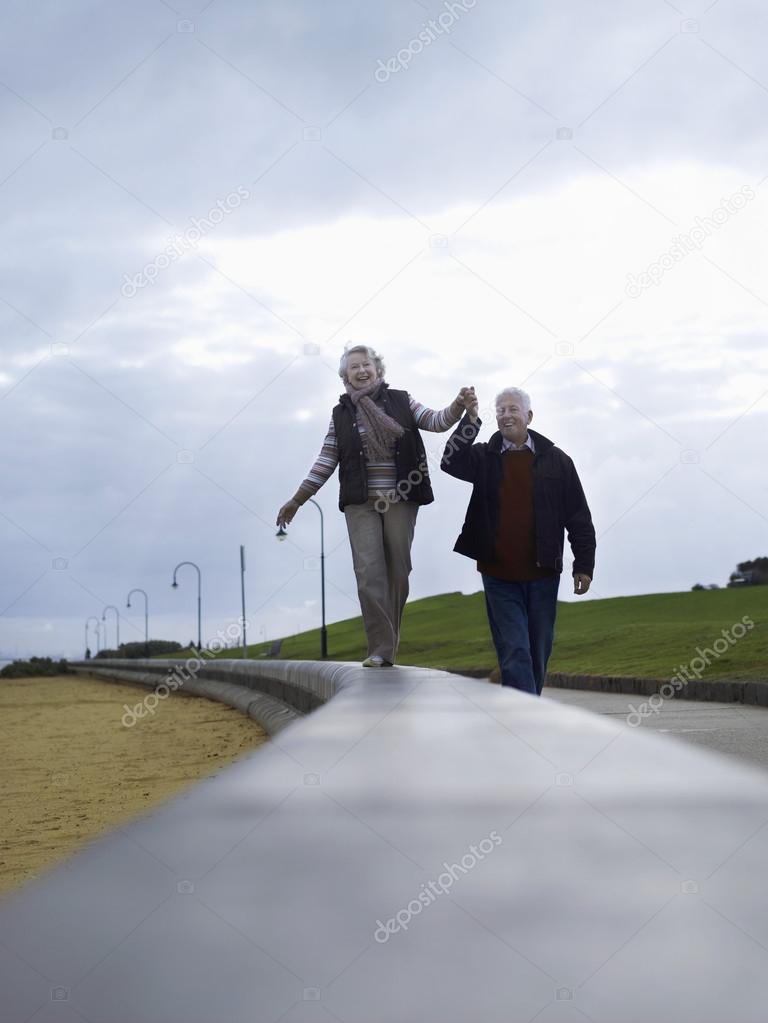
[277,344,473,667]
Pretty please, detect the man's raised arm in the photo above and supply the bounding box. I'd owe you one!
[440,412,484,483]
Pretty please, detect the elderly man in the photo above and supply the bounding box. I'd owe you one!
[441,387,595,695]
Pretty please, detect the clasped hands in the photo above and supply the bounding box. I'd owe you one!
[454,385,480,422]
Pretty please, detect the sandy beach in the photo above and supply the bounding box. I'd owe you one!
[0,673,268,898]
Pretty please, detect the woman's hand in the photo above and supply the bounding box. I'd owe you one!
[276,499,300,528]
[458,385,479,422]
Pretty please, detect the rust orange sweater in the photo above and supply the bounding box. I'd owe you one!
[477,449,557,582]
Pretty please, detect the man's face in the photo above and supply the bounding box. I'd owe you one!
[496,397,532,446]
[346,354,378,389]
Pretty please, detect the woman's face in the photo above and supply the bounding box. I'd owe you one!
[346,353,378,389]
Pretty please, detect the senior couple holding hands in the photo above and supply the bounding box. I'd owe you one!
[276,344,595,696]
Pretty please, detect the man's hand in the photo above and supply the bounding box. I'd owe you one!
[457,385,479,422]
[573,574,591,595]
[276,499,300,528]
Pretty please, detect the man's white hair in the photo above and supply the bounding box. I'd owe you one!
[338,344,386,382]
[495,387,531,415]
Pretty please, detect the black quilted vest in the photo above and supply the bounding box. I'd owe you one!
[332,385,435,510]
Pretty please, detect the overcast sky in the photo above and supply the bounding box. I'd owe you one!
[1,0,766,659]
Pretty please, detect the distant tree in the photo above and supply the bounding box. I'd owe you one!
[705,583,720,590]
[691,583,705,591]
[738,557,768,583]
[1,657,69,678]
[95,639,184,660]
[728,556,768,587]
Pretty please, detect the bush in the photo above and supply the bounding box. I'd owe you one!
[94,639,184,660]
[1,657,70,679]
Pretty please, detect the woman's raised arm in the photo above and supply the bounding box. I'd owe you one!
[408,386,475,432]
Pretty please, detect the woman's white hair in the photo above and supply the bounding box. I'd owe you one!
[338,344,386,382]
[495,387,531,415]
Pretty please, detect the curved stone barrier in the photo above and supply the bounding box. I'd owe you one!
[545,669,768,705]
[68,657,350,735]
[3,661,768,1021]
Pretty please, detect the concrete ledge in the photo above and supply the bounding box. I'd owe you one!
[3,662,768,1021]
[69,657,368,734]
[546,670,768,705]
[454,667,768,705]
[74,657,353,705]
[71,660,305,735]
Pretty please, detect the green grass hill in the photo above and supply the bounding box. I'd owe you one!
[208,586,767,683]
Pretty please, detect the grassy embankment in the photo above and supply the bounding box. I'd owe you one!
[191,586,767,683]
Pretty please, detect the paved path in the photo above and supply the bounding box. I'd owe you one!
[545,686,768,772]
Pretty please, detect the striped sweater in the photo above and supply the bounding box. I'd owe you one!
[297,395,462,501]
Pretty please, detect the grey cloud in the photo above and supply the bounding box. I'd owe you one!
[2,0,767,657]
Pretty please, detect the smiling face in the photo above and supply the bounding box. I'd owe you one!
[496,395,533,446]
[346,352,379,389]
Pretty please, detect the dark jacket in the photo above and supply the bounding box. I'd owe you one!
[440,414,596,578]
[332,384,434,511]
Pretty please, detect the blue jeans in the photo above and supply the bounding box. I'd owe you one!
[481,573,561,696]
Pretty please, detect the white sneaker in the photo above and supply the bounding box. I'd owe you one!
[362,655,385,667]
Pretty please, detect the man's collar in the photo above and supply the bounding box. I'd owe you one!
[488,427,553,454]
[501,432,534,453]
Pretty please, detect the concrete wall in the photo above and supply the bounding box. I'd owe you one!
[2,660,768,1021]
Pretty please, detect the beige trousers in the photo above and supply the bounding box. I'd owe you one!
[344,499,419,662]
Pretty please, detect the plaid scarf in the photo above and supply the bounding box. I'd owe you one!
[345,380,405,462]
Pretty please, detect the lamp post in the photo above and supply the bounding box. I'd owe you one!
[308,499,328,659]
[102,605,120,652]
[85,616,100,656]
[172,561,202,650]
[276,499,327,658]
[239,545,247,659]
[126,588,149,652]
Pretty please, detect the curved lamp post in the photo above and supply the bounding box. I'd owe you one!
[276,498,327,658]
[102,605,120,652]
[85,616,100,656]
[172,561,201,650]
[126,588,149,648]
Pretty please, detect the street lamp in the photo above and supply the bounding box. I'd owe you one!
[85,616,100,657]
[308,499,328,659]
[239,545,247,659]
[126,588,149,652]
[102,605,120,652]
[172,561,202,650]
[275,499,327,658]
